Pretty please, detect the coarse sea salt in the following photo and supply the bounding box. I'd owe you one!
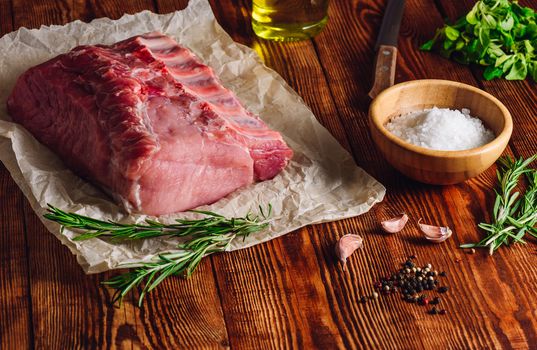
[385,107,495,151]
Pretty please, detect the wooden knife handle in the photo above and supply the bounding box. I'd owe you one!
[368,45,398,99]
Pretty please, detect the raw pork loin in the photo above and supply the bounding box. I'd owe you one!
[7,32,293,215]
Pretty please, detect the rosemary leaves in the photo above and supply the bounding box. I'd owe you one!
[44,205,270,241]
[461,155,537,254]
[44,204,271,306]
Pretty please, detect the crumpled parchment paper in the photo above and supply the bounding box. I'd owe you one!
[0,0,385,273]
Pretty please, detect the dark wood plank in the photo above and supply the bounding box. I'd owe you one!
[0,164,32,350]
[24,200,229,349]
[22,204,124,349]
[134,262,229,349]
[12,0,73,29]
[0,0,13,35]
[9,0,229,348]
[87,0,154,19]
[153,0,189,13]
[0,4,33,349]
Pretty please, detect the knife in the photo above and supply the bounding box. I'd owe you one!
[368,0,406,99]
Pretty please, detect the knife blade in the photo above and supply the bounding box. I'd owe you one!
[368,0,406,99]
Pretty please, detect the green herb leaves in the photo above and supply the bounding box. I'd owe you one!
[44,204,271,242]
[461,155,537,254]
[420,0,537,82]
[44,204,272,306]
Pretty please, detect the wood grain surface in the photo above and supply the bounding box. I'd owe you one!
[1,0,536,349]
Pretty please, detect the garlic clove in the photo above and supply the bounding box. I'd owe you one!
[433,229,452,243]
[335,234,363,271]
[381,213,409,233]
[419,219,453,243]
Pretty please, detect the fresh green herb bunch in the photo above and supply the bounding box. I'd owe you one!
[44,204,272,306]
[461,155,537,254]
[421,0,537,81]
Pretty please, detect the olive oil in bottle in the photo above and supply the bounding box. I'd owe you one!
[252,0,329,42]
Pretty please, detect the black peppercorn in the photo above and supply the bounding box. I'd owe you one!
[439,309,447,315]
[370,257,449,315]
[360,296,367,303]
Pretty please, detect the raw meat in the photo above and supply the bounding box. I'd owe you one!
[7,32,293,215]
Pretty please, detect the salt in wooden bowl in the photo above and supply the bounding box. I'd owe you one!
[368,79,513,185]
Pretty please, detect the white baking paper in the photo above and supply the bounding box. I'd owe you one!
[0,0,385,273]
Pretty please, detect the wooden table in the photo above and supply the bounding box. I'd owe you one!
[1,0,536,349]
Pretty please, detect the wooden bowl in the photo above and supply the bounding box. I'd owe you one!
[369,79,513,185]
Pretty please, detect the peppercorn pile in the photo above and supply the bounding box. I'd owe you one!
[364,256,449,315]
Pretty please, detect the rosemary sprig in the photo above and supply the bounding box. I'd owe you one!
[103,230,242,306]
[44,204,271,306]
[44,204,270,241]
[461,155,537,254]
